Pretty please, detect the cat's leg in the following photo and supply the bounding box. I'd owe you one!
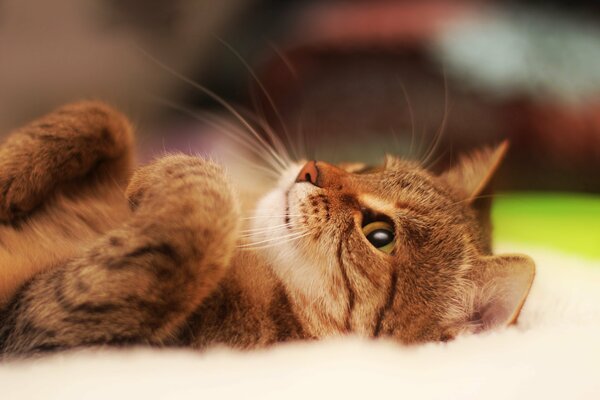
[0,101,134,223]
[0,155,240,356]
[0,101,134,306]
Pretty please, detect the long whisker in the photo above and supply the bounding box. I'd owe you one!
[241,225,310,239]
[136,46,289,170]
[217,145,282,179]
[239,237,311,251]
[239,227,304,239]
[224,154,281,180]
[240,222,301,234]
[245,92,293,164]
[214,115,287,170]
[238,231,313,251]
[215,36,296,162]
[241,221,297,230]
[397,79,417,158]
[420,69,449,167]
[301,109,318,161]
[267,40,307,160]
[423,147,450,171]
[237,230,311,248]
[295,107,308,161]
[388,126,402,157]
[150,96,284,173]
[267,41,299,80]
[241,214,303,220]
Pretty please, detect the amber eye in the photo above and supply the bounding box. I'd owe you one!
[362,221,394,253]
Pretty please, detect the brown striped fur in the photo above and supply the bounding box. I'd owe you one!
[0,101,534,357]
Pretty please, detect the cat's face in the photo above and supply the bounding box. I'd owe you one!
[251,143,535,343]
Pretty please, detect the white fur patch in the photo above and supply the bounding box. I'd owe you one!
[250,163,348,323]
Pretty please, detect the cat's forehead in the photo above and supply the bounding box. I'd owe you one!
[336,157,443,195]
[331,157,458,218]
[336,155,425,176]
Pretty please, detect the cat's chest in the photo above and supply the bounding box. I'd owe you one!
[176,255,308,349]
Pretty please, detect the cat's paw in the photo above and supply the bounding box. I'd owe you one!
[126,155,233,212]
[0,101,135,223]
[0,168,37,223]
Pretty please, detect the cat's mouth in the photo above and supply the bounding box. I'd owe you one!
[284,188,291,229]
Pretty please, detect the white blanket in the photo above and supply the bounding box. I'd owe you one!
[2,244,599,400]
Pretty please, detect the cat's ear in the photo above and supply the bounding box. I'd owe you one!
[440,141,509,203]
[465,254,535,332]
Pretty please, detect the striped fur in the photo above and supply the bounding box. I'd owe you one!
[0,101,534,358]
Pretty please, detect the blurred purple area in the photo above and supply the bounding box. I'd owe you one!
[1,0,599,192]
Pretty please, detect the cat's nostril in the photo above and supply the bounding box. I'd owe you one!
[296,161,320,186]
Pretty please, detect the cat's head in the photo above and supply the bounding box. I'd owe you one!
[251,142,535,343]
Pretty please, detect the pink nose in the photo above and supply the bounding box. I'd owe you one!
[295,160,319,186]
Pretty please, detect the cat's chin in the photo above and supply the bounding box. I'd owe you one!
[249,162,311,250]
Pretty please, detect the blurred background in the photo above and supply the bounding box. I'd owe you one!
[0,0,598,256]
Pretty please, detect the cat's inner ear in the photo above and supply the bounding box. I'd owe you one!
[465,254,535,333]
[441,141,509,203]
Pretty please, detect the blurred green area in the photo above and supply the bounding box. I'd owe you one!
[492,193,600,259]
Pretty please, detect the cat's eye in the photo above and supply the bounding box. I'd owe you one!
[362,221,394,254]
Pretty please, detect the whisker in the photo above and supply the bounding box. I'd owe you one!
[295,107,308,161]
[215,36,295,163]
[420,69,450,167]
[423,147,450,171]
[240,222,300,234]
[267,40,299,80]
[397,79,417,158]
[136,47,289,170]
[301,109,318,161]
[241,214,303,220]
[215,116,288,170]
[150,96,284,174]
[244,94,293,164]
[237,230,311,248]
[238,231,313,251]
[388,126,402,157]
[239,227,303,239]
[219,147,281,179]
[241,221,295,230]
[153,97,278,169]
[241,225,310,239]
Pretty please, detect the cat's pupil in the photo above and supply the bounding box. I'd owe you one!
[366,229,394,248]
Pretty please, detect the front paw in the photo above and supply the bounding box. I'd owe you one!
[0,169,37,223]
[125,154,235,213]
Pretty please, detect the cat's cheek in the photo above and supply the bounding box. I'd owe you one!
[255,189,286,218]
[249,189,289,244]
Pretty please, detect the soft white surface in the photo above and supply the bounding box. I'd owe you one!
[2,244,600,400]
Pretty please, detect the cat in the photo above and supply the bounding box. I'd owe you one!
[0,101,535,357]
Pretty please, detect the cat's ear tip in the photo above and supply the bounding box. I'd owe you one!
[496,139,510,156]
[501,253,536,278]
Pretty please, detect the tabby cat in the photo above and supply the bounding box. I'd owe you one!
[0,101,535,357]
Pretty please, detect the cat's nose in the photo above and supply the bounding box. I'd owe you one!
[295,160,319,186]
[295,161,346,188]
